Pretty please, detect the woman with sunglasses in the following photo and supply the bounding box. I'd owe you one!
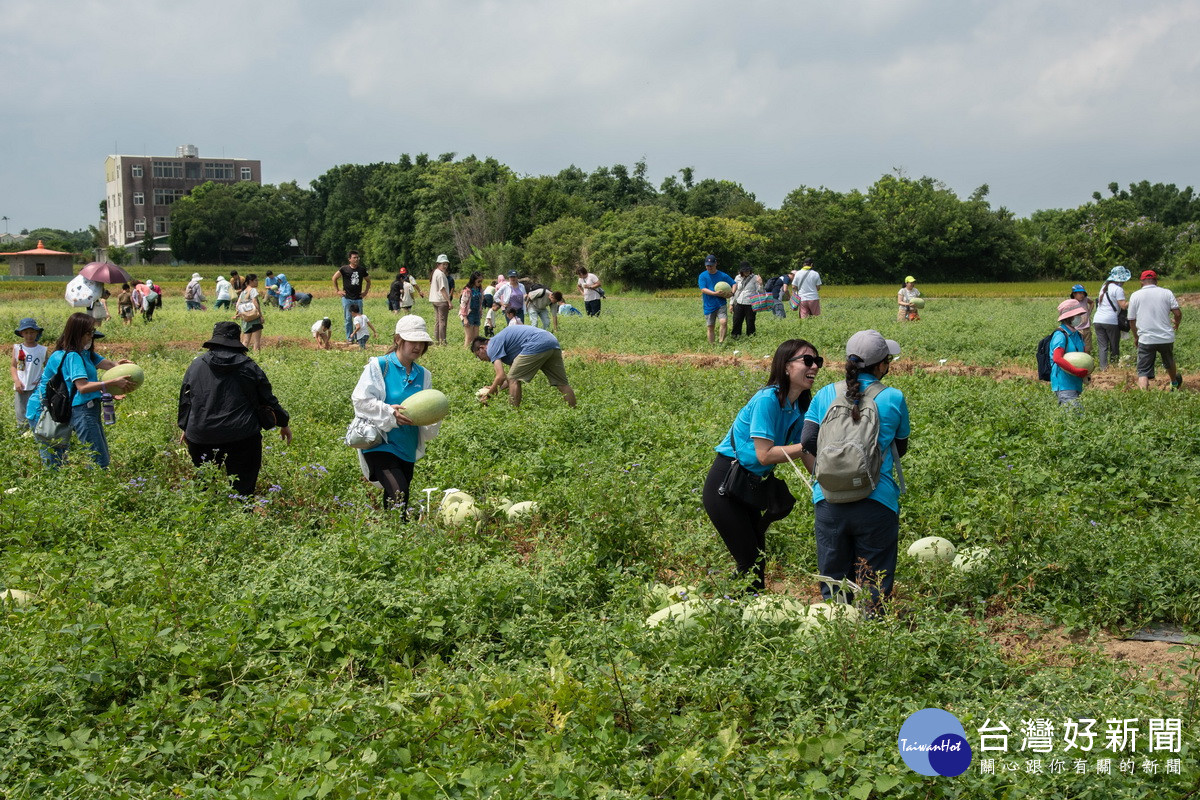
[801,330,909,610]
[703,339,822,592]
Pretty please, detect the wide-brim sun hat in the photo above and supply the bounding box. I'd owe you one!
[1057,299,1084,321]
[202,321,248,351]
[395,315,433,342]
[1107,266,1131,282]
[845,330,900,366]
[191,273,203,281]
[15,317,42,335]
[217,276,225,282]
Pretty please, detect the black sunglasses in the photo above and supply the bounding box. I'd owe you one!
[787,354,824,368]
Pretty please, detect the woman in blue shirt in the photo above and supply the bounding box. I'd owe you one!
[801,330,910,608]
[26,312,136,468]
[351,315,439,519]
[703,339,822,591]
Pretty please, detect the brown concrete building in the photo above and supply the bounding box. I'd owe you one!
[104,144,261,247]
[3,240,74,276]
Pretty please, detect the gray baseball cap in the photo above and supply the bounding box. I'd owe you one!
[845,330,900,366]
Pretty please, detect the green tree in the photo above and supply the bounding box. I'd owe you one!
[658,216,767,288]
[137,230,156,264]
[522,216,595,281]
[588,205,684,288]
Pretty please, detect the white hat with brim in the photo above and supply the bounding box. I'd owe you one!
[395,315,433,342]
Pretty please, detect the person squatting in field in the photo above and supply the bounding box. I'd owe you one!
[703,339,821,591]
[802,330,909,611]
[352,315,440,519]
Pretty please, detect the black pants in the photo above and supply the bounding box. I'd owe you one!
[363,451,415,519]
[584,299,601,317]
[730,303,757,338]
[187,433,262,496]
[702,455,791,591]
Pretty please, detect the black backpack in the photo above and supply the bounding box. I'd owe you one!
[45,356,78,423]
[1036,325,1069,382]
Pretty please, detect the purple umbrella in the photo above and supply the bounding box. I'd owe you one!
[79,261,133,285]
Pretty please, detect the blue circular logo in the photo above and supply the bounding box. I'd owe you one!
[898,709,972,776]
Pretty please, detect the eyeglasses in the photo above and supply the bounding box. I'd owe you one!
[787,354,823,368]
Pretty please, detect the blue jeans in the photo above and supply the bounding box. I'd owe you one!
[530,307,551,329]
[186,300,202,311]
[814,498,899,605]
[341,297,359,341]
[41,401,110,469]
[1055,389,1081,408]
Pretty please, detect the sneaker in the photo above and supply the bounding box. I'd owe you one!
[1171,373,1183,391]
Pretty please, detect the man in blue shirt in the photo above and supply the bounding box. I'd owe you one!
[698,254,734,344]
[471,326,576,408]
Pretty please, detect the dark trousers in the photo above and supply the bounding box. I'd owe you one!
[814,498,899,606]
[702,456,791,591]
[1094,323,1120,369]
[187,433,262,496]
[363,451,415,519]
[584,299,601,317]
[730,303,757,337]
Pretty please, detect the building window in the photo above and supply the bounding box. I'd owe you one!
[133,219,146,234]
[154,216,168,234]
[153,189,184,206]
[185,161,201,179]
[133,192,144,206]
[152,160,184,178]
[241,167,253,180]
[131,164,143,178]
[204,162,235,180]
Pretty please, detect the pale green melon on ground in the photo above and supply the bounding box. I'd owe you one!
[0,588,36,606]
[907,536,957,563]
[506,501,539,521]
[645,599,711,629]
[439,497,479,525]
[952,546,992,573]
[742,595,809,624]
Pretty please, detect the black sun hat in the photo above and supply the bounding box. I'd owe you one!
[202,321,248,352]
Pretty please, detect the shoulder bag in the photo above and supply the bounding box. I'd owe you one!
[716,421,797,516]
[1103,282,1130,332]
[345,357,391,449]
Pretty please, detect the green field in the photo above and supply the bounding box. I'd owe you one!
[1,283,1198,797]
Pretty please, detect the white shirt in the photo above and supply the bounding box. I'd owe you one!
[215,278,232,301]
[1092,282,1126,326]
[311,320,329,336]
[1127,284,1180,345]
[578,272,601,302]
[14,343,46,391]
[429,268,450,304]
[791,268,822,301]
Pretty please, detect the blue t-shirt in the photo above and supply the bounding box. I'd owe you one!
[486,325,560,364]
[363,353,427,463]
[1049,326,1085,393]
[715,386,806,477]
[804,374,911,512]
[25,349,104,425]
[698,270,733,314]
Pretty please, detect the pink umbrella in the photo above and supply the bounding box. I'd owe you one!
[79,261,133,284]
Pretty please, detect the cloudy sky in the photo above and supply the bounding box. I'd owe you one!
[4,0,1199,234]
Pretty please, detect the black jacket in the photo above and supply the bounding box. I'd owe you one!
[178,349,290,444]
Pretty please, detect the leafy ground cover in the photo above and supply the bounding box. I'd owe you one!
[1,285,1199,797]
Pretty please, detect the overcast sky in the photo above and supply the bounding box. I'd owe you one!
[4,0,1199,234]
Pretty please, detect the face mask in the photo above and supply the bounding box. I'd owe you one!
[1073,314,1088,328]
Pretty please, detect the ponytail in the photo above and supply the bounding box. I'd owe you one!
[844,356,865,422]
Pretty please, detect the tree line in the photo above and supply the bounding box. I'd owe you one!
[10,159,1200,286]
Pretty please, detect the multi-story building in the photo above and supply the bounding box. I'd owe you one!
[104,144,261,245]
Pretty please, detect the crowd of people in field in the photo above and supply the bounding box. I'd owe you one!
[9,250,1187,608]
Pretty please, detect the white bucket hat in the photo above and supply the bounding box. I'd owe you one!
[395,315,433,342]
[191,272,203,281]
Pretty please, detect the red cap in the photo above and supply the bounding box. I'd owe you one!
[1141,270,1157,281]
[399,268,408,274]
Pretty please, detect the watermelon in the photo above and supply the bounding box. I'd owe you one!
[907,536,956,563]
[645,599,710,629]
[910,297,926,309]
[439,498,479,525]
[491,496,513,514]
[1063,352,1095,373]
[102,363,145,391]
[400,389,449,426]
[952,546,991,573]
[742,595,809,624]
[442,491,474,506]
[713,281,732,297]
[805,602,861,623]
[506,500,539,521]
[645,583,699,610]
[0,588,36,606]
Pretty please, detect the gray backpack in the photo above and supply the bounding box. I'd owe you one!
[814,380,887,503]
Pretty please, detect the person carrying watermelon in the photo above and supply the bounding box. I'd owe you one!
[1050,300,1089,407]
